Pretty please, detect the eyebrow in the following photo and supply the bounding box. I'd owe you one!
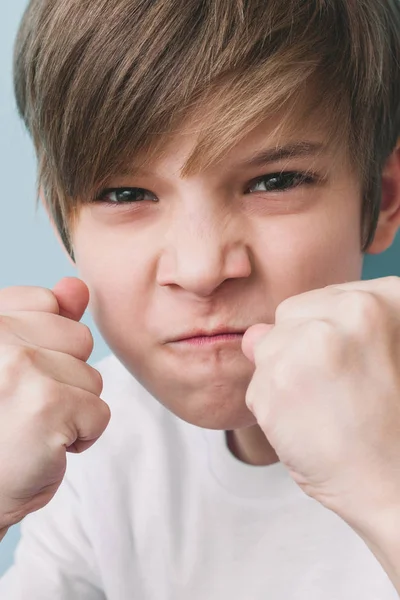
[238,141,326,168]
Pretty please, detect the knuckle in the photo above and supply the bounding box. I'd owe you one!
[245,391,252,411]
[245,381,256,412]
[36,288,60,313]
[84,394,111,437]
[271,358,294,392]
[99,399,111,426]
[0,346,32,397]
[245,376,271,428]
[27,377,60,419]
[307,319,336,344]
[341,290,384,331]
[306,320,344,368]
[384,275,400,287]
[89,366,103,395]
[271,321,344,384]
[76,323,94,356]
[1,344,38,375]
[349,289,381,314]
[271,358,303,393]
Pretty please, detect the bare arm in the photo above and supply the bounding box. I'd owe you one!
[342,504,400,596]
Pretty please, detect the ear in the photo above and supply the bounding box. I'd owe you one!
[39,187,76,266]
[366,142,400,255]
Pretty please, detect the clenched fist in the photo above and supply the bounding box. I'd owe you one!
[0,277,110,536]
[241,276,400,537]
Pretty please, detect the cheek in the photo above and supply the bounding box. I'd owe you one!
[72,221,151,330]
[253,194,363,298]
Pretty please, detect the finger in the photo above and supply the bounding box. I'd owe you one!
[326,276,400,294]
[51,277,90,322]
[0,286,60,314]
[275,278,400,332]
[0,277,90,323]
[0,312,94,363]
[248,318,313,365]
[48,384,110,453]
[329,276,400,314]
[242,324,274,363]
[274,286,342,323]
[33,346,103,398]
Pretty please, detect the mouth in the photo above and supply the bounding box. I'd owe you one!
[168,328,246,345]
[176,333,244,346]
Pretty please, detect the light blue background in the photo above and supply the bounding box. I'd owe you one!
[1,0,400,579]
[0,1,111,576]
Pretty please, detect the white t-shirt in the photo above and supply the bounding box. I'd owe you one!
[0,353,397,599]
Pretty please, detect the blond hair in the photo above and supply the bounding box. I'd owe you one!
[13,0,400,261]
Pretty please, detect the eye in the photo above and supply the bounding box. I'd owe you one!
[246,171,317,194]
[92,187,158,206]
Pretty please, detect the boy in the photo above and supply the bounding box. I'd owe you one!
[1,0,400,597]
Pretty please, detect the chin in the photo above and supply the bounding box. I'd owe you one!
[113,345,257,430]
[155,378,258,431]
[179,407,258,431]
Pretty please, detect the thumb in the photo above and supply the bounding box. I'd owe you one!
[52,277,90,322]
[242,323,274,364]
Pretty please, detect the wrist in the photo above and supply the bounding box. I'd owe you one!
[345,499,400,544]
[340,502,400,589]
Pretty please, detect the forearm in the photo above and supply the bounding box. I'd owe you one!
[343,505,400,595]
[359,529,400,594]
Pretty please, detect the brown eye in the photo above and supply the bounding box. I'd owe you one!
[247,171,316,193]
[94,187,158,204]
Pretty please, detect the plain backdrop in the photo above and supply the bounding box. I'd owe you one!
[1,0,400,578]
[0,0,111,575]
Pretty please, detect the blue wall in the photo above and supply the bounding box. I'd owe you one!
[1,0,400,578]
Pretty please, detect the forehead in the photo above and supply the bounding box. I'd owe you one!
[115,104,344,182]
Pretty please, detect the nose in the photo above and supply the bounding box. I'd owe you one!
[156,204,252,297]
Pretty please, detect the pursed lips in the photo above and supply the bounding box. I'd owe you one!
[168,327,246,343]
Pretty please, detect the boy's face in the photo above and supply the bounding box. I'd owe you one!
[71,110,364,431]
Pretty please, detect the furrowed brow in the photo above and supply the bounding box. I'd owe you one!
[110,141,326,182]
[239,141,326,168]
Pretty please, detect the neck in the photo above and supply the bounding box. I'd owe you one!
[226,425,279,466]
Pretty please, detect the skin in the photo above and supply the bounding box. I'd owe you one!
[45,107,400,468]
